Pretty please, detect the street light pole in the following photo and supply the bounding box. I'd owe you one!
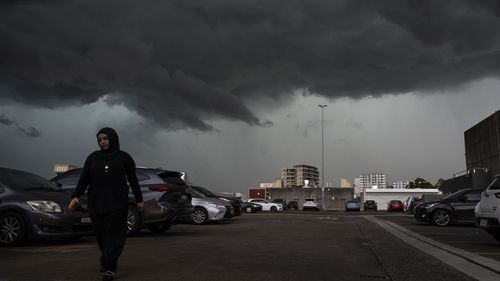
[318,104,327,210]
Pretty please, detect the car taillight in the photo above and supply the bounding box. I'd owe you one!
[149,186,177,192]
[495,193,500,199]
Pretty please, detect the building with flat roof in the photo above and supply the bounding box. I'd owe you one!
[465,110,500,177]
[281,164,319,188]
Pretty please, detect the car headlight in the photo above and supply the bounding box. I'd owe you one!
[27,201,62,213]
[425,203,438,209]
[209,203,223,209]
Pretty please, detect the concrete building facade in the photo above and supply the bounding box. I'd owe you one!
[362,188,441,211]
[266,187,354,211]
[465,110,500,177]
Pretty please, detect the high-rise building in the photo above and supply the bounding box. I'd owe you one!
[281,164,319,188]
[392,180,410,189]
[357,173,387,189]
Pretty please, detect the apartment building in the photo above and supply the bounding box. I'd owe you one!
[356,173,387,189]
[282,164,320,188]
[392,180,410,189]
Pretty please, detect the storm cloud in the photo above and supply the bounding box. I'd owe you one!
[1,0,500,131]
[0,113,41,138]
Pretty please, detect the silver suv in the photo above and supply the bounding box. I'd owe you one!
[51,167,193,235]
[303,198,320,211]
[475,175,500,242]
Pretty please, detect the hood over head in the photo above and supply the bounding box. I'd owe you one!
[96,127,120,161]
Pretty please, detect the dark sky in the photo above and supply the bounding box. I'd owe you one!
[1,0,500,192]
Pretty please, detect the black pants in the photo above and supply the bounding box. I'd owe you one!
[90,207,128,272]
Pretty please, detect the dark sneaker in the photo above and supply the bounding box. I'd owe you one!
[102,270,115,281]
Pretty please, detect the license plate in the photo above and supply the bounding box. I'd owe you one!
[81,217,91,223]
[480,219,488,227]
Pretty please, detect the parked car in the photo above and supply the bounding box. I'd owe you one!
[185,186,231,224]
[288,200,299,210]
[302,198,320,211]
[190,185,241,217]
[405,196,423,215]
[239,200,262,213]
[51,167,193,235]
[345,200,361,212]
[414,189,482,226]
[272,198,289,210]
[475,175,500,242]
[387,200,404,212]
[0,167,93,246]
[248,199,283,212]
[363,200,377,211]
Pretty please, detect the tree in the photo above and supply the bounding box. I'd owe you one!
[413,177,434,189]
[435,178,445,191]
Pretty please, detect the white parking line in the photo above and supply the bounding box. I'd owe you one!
[366,216,500,281]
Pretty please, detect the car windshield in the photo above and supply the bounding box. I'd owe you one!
[442,189,471,200]
[487,177,500,190]
[191,186,217,197]
[186,186,205,198]
[0,169,61,191]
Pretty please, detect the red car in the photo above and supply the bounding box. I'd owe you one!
[387,200,404,212]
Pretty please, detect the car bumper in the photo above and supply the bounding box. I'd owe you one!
[207,206,226,221]
[26,211,93,239]
[475,209,500,234]
[414,208,431,221]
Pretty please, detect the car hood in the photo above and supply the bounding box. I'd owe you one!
[192,197,231,207]
[15,189,72,206]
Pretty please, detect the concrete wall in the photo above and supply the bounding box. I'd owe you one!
[266,187,354,211]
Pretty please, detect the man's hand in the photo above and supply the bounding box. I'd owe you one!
[68,197,80,211]
[137,202,144,212]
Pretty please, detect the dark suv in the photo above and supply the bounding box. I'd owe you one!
[0,167,93,246]
[363,200,377,211]
[414,189,482,226]
[51,167,193,235]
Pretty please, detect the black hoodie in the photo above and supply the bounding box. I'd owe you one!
[72,127,143,214]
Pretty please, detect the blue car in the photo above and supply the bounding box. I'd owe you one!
[345,200,360,212]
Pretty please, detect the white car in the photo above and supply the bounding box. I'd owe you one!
[475,175,500,243]
[303,198,320,211]
[248,199,283,212]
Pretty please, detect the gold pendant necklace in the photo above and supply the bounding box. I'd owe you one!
[104,161,110,173]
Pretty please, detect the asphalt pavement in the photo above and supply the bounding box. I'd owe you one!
[0,211,498,281]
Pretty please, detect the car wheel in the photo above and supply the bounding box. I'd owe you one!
[192,208,208,225]
[270,206,277,212]
[127,206,142,236]
[432,209,451,226]
[147,223,172,234]
[245,206,253,213]
[0,212,27,246]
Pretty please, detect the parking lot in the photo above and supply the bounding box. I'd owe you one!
[1,211,499,281]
